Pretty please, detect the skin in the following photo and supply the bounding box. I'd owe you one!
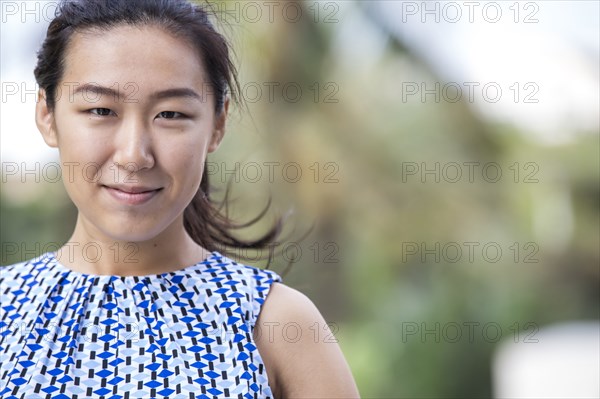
[255,283,362,398]
[35,24,360,398]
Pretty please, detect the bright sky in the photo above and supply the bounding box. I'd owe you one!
[370,0,600,144]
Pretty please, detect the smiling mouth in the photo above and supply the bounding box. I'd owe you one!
[102,185,163,205]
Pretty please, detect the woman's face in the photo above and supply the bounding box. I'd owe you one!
[36,24,227,242]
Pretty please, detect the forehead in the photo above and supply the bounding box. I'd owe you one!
[61,24,208,98]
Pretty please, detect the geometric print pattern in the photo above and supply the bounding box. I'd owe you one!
[0,251,282,398]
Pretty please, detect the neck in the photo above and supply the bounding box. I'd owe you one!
[55,214,211,276]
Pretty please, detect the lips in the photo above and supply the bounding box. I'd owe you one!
[104,184,161,194]
[102,184,163,205]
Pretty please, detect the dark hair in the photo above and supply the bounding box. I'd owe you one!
[34,0,290,267]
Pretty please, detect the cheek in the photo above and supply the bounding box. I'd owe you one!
[54,142,95,185]
[161,139,208,184]
[58,143,110,187]
[55,117,109,163]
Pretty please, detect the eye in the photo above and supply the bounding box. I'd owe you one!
[88,108,115,116]
[157,111,185,119]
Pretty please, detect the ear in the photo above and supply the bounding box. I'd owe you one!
[35,89,58,147]
[208,97,229,153]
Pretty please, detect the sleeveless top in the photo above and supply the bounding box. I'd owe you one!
[0,251,282,399]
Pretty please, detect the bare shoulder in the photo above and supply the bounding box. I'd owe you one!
[254,282,361,399]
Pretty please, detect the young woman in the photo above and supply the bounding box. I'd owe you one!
[0,0,360,398]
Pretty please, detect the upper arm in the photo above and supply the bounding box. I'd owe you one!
[253,282,361,399]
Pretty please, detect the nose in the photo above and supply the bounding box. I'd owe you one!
[111,115,155,174]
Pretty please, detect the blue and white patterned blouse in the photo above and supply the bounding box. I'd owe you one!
[0,251,282,399]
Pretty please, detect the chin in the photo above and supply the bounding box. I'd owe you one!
[93,218,170,244]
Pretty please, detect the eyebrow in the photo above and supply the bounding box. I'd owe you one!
[72,83,203,102]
